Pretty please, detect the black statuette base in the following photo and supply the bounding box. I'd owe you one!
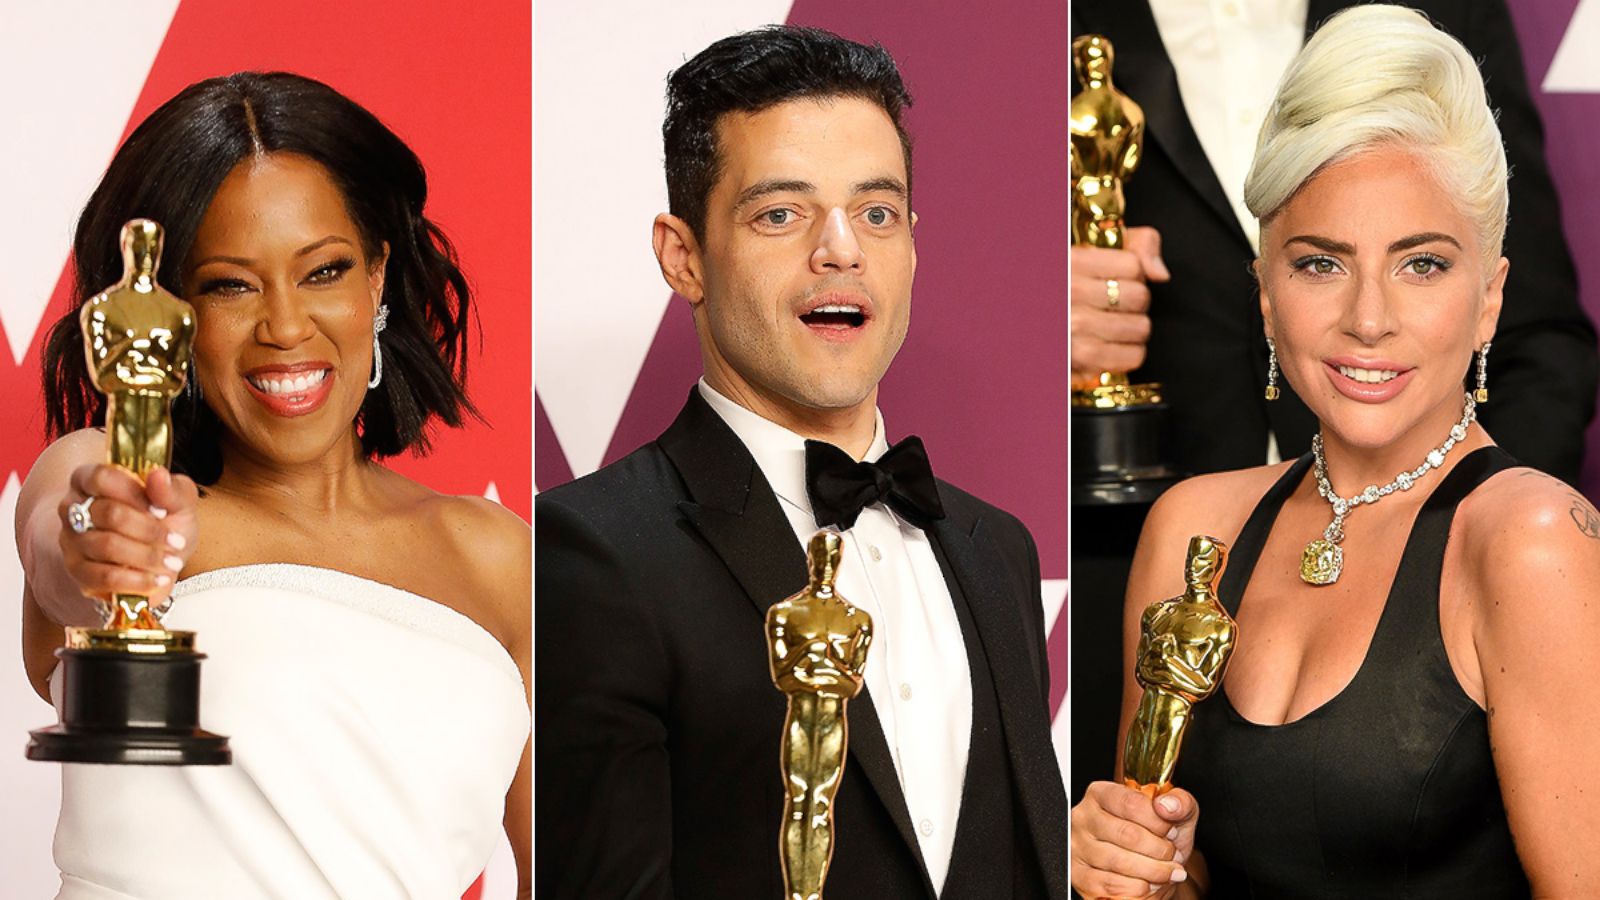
[1072,402,1182,507]
[27,648,231,766]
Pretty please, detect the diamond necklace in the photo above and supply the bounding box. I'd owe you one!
[1301,393,1477,586]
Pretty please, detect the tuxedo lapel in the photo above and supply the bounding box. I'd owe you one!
[658,389,931,889]
[660,390,808,616]
[1075,0,1248,247]
[928,509,1071,895]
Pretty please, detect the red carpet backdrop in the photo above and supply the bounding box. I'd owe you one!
[534,1,1070,784]
[1506,1,1600,496]
[0,3,530,897]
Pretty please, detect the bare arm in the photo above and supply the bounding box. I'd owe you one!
[1470,480,1600,896]
[501,526,532,900]
[16,430,109,630]
[449,495,533,900]
[1072,480,1209,898]
[15,430,196,700]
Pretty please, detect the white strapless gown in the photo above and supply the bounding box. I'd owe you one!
[48,564,529,900]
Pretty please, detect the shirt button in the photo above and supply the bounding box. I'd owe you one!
[919,818,934,837]
[869,545,883,562]
[899,683,913,701]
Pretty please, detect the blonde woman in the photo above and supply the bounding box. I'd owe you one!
[1070,6,1600,897]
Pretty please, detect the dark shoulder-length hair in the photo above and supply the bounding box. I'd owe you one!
[41,71,477,483]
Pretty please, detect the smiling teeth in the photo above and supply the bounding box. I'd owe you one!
[250,370,328,394]
[812,304,862,314]
[1338,365,1399,384]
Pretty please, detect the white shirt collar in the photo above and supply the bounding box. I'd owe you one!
[697,378,890,518]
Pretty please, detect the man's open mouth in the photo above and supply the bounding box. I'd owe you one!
[799,303,866,329]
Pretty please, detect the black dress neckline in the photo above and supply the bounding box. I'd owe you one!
[1213,446,1517,730]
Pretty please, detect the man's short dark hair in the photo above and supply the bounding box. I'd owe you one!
[663,26,914,239]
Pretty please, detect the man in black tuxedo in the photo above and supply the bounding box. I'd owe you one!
[1070,0,1598,802]
[535,27,1068,899]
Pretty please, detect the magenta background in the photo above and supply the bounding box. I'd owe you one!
[533,4,1070,702]
[1505,0,1600,496]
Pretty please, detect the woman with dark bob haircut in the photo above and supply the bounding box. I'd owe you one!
[16,72,530,899]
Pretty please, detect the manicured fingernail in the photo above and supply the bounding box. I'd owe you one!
[1157,796,1180,815]
[164,555,183,573]
[155,574,172,587]
[1170,867,1187,883]
[1166,826,1178,840]
[167,531,187,551]
[1175,850,1185,864]
[149,505,168,520]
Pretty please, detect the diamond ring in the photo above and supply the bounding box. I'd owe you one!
[1106,278,1121,309]
[67,496,97,535]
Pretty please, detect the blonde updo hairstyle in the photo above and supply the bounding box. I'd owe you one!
[1244,5,1508,271]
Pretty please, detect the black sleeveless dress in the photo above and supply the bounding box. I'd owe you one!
[1174,447,1530,898]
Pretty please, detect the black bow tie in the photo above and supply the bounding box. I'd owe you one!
[804,436,946,531]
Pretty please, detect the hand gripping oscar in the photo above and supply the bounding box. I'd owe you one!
[767,531,873,900]
[1122,536,1237,794]
[1070,34,1179,505]
[27,219,231,766]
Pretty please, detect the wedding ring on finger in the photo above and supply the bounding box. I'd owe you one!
[67,496,97,535]
[1105,278,1121,310]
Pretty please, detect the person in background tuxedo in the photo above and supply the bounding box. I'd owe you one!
[535,26,1068,900]
[1069,0,1598,804]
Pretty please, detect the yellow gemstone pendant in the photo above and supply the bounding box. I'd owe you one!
[1301,538,1343,586]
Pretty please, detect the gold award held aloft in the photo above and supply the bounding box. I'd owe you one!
[766,531,873,900]
[1122,535,1238,794]
[1069,34,1159,409]
[82,218,196,636]
[26,218,230,766]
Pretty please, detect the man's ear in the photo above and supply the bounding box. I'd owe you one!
[653,214,705,303]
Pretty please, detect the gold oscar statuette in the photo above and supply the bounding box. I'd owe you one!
[1122,535,1237,794]
[767,531,873,900]
[1070,34,1180,505]
[27,218,231,766]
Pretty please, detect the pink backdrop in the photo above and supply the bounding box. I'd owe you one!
[533,2,1069,735]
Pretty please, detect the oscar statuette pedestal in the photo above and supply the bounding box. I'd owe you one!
[27,219,230,766]
[1070,34,1181,506]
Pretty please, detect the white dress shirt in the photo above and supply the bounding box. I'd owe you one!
[1148,0,1308,254]
[699,380,973,894]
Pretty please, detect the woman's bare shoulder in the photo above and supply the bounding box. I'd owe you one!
[1126,462,1298,607]
[1144,461,1298,548]
[1458,465,1600,592]
[414,490,531,636]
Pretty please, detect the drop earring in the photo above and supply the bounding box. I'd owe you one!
[1474,341,1491,403]
[1265,337,1281,401]
[368,304,389,390]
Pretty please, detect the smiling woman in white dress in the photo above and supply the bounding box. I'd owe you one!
[14,72,530,900]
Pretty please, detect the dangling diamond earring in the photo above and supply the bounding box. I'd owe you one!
[368,304,389,390]
[1474,341,1491,403]
[1265,337,1281,401]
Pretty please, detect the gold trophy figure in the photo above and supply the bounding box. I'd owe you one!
[767,531,873,900]
[1070,34,1179,505]
[1070,35,1142,252]
[83,218,195,630]
[27,219,231,766]
[1122,535,1237,794]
